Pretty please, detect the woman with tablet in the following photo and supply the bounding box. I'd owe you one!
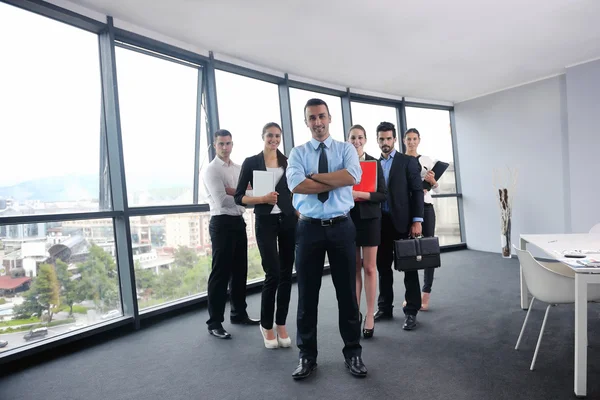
[404,128,439,311]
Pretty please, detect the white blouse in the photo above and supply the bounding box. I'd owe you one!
[417,155,439,205]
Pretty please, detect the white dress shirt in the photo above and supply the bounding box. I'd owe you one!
[417,155,439,205]
[203,157,245,216]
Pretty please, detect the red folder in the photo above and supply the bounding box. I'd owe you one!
[353,161,377,201]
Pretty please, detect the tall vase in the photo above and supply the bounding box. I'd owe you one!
[501,217,512,258]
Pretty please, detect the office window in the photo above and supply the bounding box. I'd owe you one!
[215,70,283,163]
[132,211,264,311]
[350,102,399,157]
[290,88,344,147]
[197,96,211,204]
[0,219,121,352]
[131,213,211,310]
[0,3,105,217]
[432,197,462,245]
[116,47,199,207]
[405,107,457,194]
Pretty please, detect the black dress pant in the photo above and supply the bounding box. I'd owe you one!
[255,213,296,330]
[206,215,249,330]
[422,204,436,293]
[376,212,422,316]
[295,217,361,361]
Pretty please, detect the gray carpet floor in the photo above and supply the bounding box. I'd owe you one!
[1,249,599,400]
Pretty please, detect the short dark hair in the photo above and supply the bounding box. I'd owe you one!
[304,98,330,116]
[214,129,232,140]
[349,124,367,138]
[262,122,282,138]
[376,121,396,138]
[405,128,420,137]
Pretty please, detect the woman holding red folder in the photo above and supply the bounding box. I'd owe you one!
[348,125,386,338]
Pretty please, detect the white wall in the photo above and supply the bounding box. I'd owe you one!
[454,76,569,253]
[455,58,600,253]
[566,59,600,233]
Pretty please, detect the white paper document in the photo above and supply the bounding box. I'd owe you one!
[252,170,275,197]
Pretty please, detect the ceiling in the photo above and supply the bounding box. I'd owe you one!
[63,0,600,103]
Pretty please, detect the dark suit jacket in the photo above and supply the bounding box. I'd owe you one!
[350,153,387,220]
[234,150,295,216]
[384,152,424,233]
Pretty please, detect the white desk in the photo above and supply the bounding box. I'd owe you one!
[520,233,600,398]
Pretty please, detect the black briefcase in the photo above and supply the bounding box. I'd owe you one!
[394,236,441,271]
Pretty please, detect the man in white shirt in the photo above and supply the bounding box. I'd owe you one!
[203,129,259,339]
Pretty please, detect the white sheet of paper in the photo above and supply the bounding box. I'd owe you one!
[252,170,275,197]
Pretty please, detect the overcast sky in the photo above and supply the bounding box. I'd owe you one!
[0,2,455,203]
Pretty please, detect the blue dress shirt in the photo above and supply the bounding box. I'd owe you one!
[379,149,423,223]
[287,135,362,219]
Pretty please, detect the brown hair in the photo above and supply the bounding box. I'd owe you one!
[349,124,367,138]
[261,122,282,139]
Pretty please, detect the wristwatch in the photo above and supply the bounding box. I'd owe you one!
[306,172,314,180]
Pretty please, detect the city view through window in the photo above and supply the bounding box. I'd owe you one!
[0,2,462,355]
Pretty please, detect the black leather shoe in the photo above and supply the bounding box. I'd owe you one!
[402,314,417,331]
[208,327,232,339]
[230,316,260,325]
[292,358,317,380]
[363,320,374,339]
[374,309,393,322]
[345,356,367,377]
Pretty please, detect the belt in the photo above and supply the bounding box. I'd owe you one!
[298,214,348,227]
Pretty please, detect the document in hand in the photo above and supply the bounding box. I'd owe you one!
[252,170,275,197]
[423,161,450,190]
[353,161,377,201]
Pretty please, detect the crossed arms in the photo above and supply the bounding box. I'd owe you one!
[286,143,361,194]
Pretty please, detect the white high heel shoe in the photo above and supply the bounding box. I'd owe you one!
[274,324,292,348]
[260,325,279,349]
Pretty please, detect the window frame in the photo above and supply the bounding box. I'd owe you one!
[0,0,466,367]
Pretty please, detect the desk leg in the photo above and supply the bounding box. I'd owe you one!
[574,274,588,398]
[520,238,529,310]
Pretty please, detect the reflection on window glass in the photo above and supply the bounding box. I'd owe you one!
[432,197,462,245]
[0,219,122,353]
[133,211,264,311]
[290,88,344,147]
[116,46,198,206]
[0,3,105,217]
[197,95,211,204]
[405,107,456,194]
[350,102,399,157]
[215,70,282,163]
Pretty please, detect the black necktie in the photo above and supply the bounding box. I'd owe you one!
[318,143,329,203]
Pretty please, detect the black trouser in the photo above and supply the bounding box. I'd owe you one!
[295,217,361,361]
[206,215,249,330]
[422,204,437,293]
[255,213,296,330]
[376,212,422,316]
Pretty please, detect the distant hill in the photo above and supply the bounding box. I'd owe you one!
[0,175,192,203]
[0,175,99,202]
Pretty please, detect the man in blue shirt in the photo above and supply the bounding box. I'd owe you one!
[374,121,424,331]
[286,98,367,380]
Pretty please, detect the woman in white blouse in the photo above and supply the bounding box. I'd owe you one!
[404,128,438,311]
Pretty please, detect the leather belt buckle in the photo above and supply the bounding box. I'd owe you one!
[321,218,333,227]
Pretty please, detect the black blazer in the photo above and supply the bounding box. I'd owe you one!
[234,150,295,216]
[350,153,386,220]
[384,152,424,233]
